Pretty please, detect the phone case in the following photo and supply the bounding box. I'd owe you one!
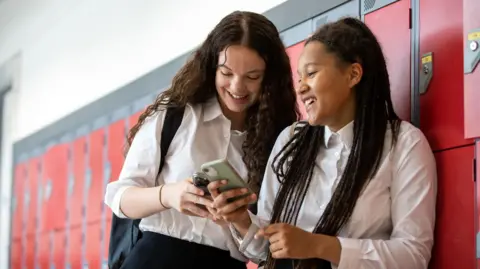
[200,159,252,194]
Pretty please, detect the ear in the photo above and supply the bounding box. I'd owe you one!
[348,63,363,88]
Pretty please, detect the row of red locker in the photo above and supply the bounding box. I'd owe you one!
[10,221,111,269]
[11,110,143,240]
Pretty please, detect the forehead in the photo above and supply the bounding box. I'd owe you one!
[218,45,265,71]
[298,41,333,66]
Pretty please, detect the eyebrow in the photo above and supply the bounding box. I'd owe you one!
[219,64,264,74]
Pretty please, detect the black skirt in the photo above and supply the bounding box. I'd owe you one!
[119,231,247,269]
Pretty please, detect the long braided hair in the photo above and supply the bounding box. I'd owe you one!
[264,17,401,269]
[125,11,299,193]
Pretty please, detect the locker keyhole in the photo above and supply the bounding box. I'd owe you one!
[423,65,429,74]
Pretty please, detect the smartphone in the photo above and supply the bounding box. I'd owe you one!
[199,158,253,203]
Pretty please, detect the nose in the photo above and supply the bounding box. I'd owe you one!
[296,80,309,95]
[230,76,245,92]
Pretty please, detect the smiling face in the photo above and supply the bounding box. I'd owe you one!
[297,41,362,131]
[216,45,266,116]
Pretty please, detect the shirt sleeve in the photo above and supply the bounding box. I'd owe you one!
[230,125,294,263]
[336,127,437,269]
[104,110,166,218]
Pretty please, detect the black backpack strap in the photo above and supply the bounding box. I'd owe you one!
[155,106,185,185]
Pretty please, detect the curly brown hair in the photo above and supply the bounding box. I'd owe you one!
[125,11,299,193]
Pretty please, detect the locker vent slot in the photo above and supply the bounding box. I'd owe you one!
[364,0,376,12]
[315,16,329,29]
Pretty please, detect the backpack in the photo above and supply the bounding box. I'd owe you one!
[108,106,185,269]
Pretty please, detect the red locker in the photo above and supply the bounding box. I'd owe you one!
[128,111,143,129]
[10,239,21,269]
[476,141,480,268]
[52,230,66,269]
[286,41,307,119]
[106,119,126,221]
[37,232,51,269]
[419,0,472,150]
[71,136,87,227]
[85,223,102,269]
[464,0,480,139]
[103,217,111,263]
[25,234,35,269]
[365,0,411,122]
[429,146,475,269]
[26,157,40,236]
[12,163,26,240]
[87,129,105,223]
[67,227,83,269]
[42,142,69,231]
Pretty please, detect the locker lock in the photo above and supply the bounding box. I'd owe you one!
[470,40,478,52]
[419,52,433,95]
[465,28,480,74]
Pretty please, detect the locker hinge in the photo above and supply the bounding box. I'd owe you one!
[408,8,412,29]
[474,157,477,182]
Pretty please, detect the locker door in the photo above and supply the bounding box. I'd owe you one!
[12,163,26,240]
[106,119,126,221]
[128,111,142,129]
[419,0,472,150]
[52,230,66,269]
[37,232,51,269]
[10,239,22,269]
[67,227,83,269]
[25,234,35,269]
[365,0,411,122]
[43,143,69,231]
[429,146,475,269]
[71,136,87,227]
[464,0,480,138]
[87,128,105,223]
[286,41,307,119]
[85,223,102,269]
[26,157,40,236]
[103,217,111,265]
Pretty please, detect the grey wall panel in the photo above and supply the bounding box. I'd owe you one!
[12,0,357,161]
[312,0,360,31]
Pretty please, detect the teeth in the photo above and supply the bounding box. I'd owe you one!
[305,98,315,106]
[228,91,248,99]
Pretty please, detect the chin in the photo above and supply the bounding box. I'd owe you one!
[306,114,325,126]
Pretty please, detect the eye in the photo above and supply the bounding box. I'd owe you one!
[247,75,261,80]
[307,71,317,78]
[221,71,232,77]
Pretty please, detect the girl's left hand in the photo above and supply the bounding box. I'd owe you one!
[256,223,321,259]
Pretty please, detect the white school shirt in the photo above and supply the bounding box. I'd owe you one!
[104,97,249,261]
[232,121,437,269]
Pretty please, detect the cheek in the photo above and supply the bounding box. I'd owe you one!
[215,74,230,90]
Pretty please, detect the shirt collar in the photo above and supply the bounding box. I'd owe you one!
[203,97,223,122]
[324,121,354,149]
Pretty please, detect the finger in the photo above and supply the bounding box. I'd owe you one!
[269,241,283,254]
[271,248,288,259]
[217,193,256,215]
[255,228,267,239]
[184,202,212,218]
[184,193,213,207]
[263,223,284,235]
[186,182,205,196]
[213,188,251,208]
[268,231,283,245]
[207,180,227,198]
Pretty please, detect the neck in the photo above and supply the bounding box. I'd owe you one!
[219,101,246,131]
[328,98,355,132]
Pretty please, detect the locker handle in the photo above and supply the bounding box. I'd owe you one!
[419,52,433,95]
[465,28,480,74]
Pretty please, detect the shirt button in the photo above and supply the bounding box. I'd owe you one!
[334,152,340,157]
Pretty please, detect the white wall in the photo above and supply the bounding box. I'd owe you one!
[0,0,286,267]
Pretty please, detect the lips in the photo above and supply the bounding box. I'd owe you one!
[302,96,316,110]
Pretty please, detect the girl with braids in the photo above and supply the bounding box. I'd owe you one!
[104,11,298,269]
[208,17,437,269]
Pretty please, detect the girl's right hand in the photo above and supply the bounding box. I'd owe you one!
[162,178,214,218]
